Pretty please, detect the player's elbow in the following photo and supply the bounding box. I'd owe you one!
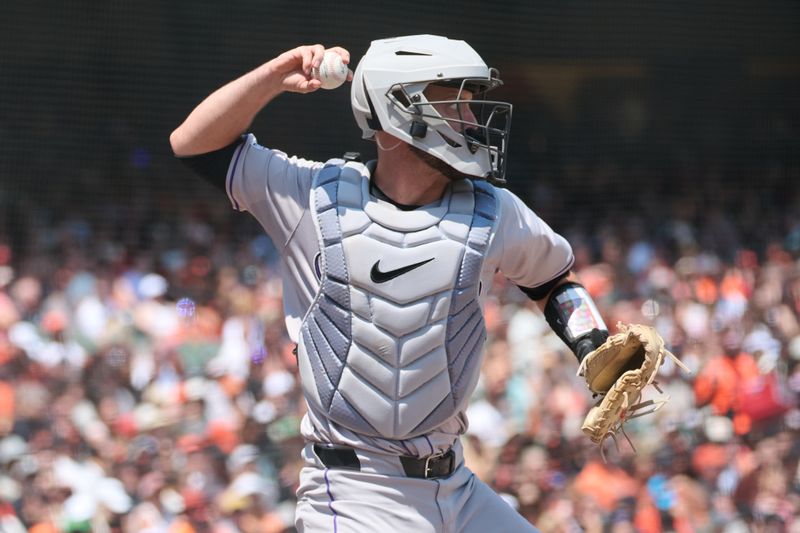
[169,128,190,157]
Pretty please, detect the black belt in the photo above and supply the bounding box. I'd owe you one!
[313,444,456,479]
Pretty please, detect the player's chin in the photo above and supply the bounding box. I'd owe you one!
[412,148,471,182]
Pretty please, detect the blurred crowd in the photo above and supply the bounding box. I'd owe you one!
[0,166,799,533]
[2,3,799,529]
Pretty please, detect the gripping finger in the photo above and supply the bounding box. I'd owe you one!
[326,46,351,65]
[298,78,322,93]
[300,47,315,76]
[308,44,326,73]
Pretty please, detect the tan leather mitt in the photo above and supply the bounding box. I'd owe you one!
[577,323,690,458]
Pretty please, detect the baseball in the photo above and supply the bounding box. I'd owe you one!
[313,50,348,90]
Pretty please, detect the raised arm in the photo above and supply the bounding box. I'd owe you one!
[169,44,351,156]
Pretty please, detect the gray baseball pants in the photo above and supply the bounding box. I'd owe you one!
[294,441,539,533]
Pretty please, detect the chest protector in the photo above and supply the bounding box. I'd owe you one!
[296,160,497,440]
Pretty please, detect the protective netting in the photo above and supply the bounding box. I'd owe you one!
[1,1,798,531]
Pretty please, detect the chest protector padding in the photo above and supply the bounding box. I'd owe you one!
[297,161,497,440]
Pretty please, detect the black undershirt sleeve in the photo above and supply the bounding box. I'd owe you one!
[175,138,243,192]
[517,270,570,301]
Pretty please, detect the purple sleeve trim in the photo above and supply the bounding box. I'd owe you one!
[323,468,339,533]
[227,141,246,211]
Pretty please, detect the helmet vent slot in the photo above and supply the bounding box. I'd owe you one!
[395,51,432,56]
[391,90,412,109]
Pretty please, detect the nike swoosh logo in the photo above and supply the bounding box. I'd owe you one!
[370,258,435,284]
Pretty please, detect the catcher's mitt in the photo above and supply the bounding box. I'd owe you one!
[578,323,690,459]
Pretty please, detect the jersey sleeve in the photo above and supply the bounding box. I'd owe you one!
[226,133,324,248]
[177,139,239,192]
[493,187,574,290]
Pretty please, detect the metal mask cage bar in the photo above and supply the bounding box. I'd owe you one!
[384,77,512,183]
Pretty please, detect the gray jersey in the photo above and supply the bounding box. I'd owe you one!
[226,134,573,456]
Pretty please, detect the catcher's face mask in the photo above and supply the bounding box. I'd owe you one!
[386,76,512,183]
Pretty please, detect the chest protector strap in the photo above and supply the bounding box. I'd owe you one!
[296,160,497,440]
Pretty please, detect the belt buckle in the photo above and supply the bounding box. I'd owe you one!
[423,453,441,478]
[423,450,453,479]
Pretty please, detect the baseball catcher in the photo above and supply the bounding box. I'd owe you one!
[170,33,680,532]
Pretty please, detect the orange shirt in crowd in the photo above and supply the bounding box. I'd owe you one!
[0,381,13,434]
[694,352,759,415]
[693,351,760,434]
[28,523,59,533]
[574,461,639,511]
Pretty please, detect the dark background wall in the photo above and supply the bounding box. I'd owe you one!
[1,0,798,266]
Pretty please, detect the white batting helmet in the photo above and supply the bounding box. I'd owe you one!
[351,35,512,183]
